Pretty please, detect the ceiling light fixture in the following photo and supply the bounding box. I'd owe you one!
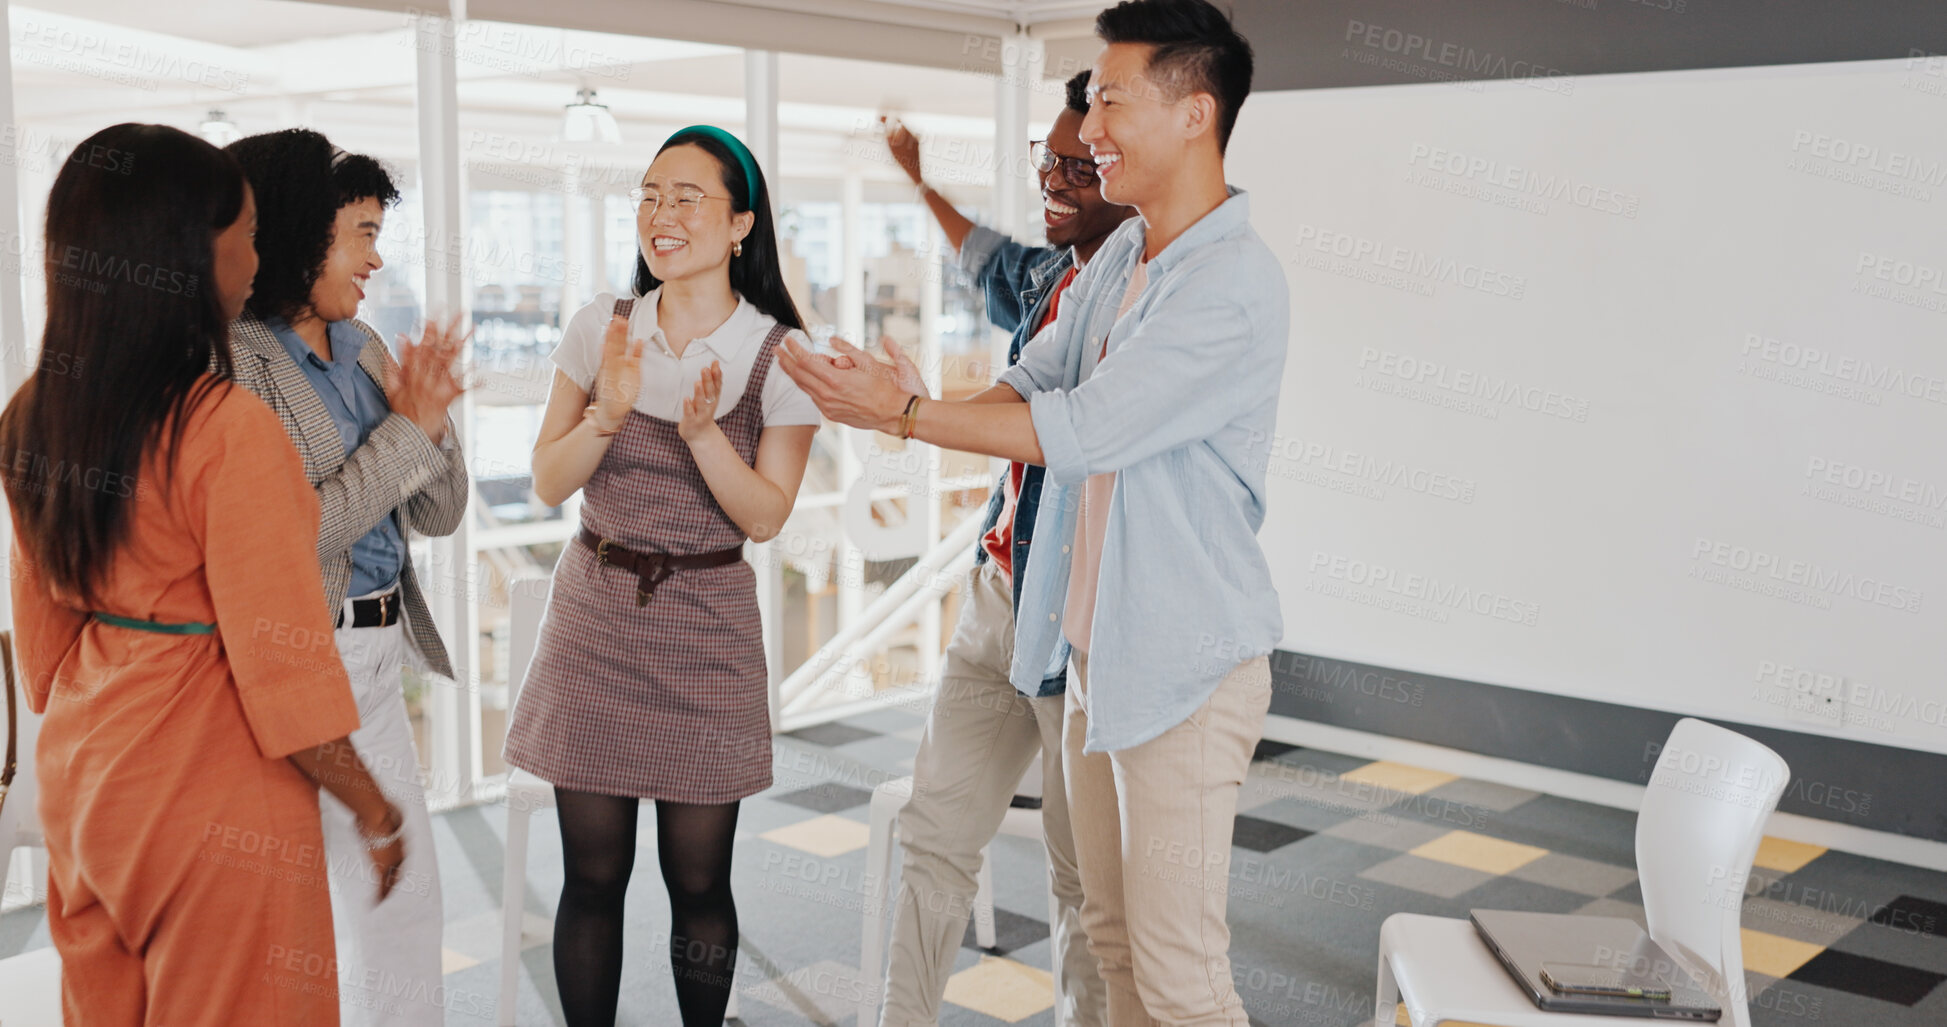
[562,86,621,144]
[198,109,241,147]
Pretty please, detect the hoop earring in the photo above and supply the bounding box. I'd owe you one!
[733,239,743,257]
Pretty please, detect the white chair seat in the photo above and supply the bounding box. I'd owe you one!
[1377,914,1664,1027]
[0,945,62,1026]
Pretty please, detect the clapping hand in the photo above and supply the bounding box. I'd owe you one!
[592,314,646,429]
[829,335,930,400]
[778,333,923,435]
[677,361,724,442]
[390,314,469,446]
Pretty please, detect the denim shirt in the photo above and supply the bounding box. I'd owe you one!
[956,224,1075,696]
[267,315,405,597]
[997,189,1290,752]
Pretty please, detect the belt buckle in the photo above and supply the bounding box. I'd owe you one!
[382,591,395,625]
[596,538,612,565]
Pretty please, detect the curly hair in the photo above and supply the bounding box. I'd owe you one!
[225,128,400,322]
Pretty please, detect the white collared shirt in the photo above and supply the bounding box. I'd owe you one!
[550,289,822,427]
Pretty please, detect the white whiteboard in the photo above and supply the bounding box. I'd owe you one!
[1227,58,1947,755]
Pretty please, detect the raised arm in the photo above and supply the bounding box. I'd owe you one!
[885,116,975,253]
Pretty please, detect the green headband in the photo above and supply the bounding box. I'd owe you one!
[667,125,761,209]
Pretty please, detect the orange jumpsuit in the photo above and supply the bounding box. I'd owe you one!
[10,381,363,1025]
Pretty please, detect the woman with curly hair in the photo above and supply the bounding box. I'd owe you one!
[5,122,406,1025]
[223,128,468,1027]
[503,125,820,1026]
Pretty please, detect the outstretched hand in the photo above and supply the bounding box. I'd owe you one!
[777,334,913,435]
[827,335,930,399]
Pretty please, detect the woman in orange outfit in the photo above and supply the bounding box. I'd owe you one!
[3,124,416,1025]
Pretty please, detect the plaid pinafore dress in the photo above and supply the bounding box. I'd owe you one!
[504,299,782,803]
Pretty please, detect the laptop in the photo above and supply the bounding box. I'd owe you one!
[1470,909,1723,1020]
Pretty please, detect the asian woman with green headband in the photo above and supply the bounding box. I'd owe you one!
[505,126,820,1025]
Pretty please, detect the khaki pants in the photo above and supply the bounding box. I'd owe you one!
[1064,651,1273,1026]
[881,560,1106,1026]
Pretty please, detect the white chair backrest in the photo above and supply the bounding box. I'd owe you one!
[505,570,552,711]
[1636,717,1788,1027]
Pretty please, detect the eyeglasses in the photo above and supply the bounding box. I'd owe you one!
[628,185,728,218]
[1031,141,1099,189]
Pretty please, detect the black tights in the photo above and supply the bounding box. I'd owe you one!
[552,788,742,1026]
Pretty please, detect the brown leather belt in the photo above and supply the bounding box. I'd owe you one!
[576,526,743,606]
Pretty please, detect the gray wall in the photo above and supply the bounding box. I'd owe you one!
[1230,0,1947,93]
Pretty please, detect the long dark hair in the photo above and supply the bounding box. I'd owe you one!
[226,128,400,322]
[0,123,244,605]
[632,130,804,332]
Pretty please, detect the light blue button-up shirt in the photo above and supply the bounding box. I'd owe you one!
[999,188,1290,753]
[267,315,405,597]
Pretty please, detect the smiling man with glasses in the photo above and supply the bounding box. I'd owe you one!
[782,2,1287,1022]
[867,70,1131,1027]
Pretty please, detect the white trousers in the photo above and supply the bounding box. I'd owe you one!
[319,592,445,1027]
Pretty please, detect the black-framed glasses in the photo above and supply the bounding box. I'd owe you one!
[628,185,727,218]
[1031,140,1099,188]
